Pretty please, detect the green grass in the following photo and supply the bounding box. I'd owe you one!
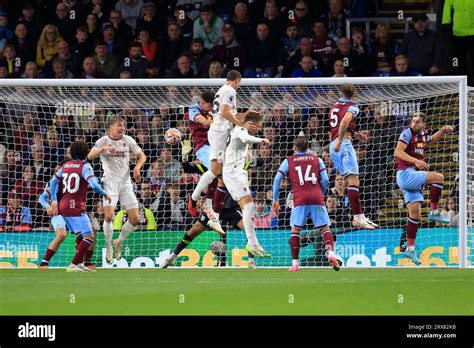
[1,268,473,315]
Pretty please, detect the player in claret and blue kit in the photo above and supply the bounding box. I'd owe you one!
[394,112,453,265]
[328,84,378,230]
[272,137,340,272]
[49,141,111,272]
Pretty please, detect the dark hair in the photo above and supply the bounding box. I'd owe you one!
[191,37,204,46]
[200,4,213,13]
[201,90,215,104]
[130,41,142,49]
[226,69,241,81]
[340,84,355,99]
[245,111,263,123]
[70,141,89,160]
[294,136,308,152]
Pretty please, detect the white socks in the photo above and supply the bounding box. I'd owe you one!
[242,202,258,245]
[191,170,217,201]
[103,220,113,248]
[118,220,136,242]
[292,259,299,266]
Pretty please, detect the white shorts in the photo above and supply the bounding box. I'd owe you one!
[103,180,138,211]
[208,127,230,162]
[223,169,250,201]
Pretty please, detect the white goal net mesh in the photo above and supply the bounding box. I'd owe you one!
[0,79,469,268]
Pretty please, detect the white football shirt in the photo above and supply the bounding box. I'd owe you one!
[94,135,142,183]
[224,127,263,171]
[211,84,237,131]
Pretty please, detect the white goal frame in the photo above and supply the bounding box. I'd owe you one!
[0,76,469,268]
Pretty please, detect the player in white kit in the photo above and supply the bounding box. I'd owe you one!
[188,70,257,217]
[87,117,147,264]
[223,112,271,257]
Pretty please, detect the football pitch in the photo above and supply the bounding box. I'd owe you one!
[1,268,473,315]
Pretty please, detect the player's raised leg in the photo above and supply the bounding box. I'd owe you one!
[113,204,139,260]
[426,172,450,223]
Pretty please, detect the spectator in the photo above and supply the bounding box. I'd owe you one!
[0,190,32,232]
[93,39,119,78]
[276,23,301,77]
[283,37,323,77]
[169,55,194,78]
[254,141,280,191]
[28,144,51,184]
[400,13,442,75]
[36,25,63,70]
[21,61,38,78]
[89,199,104,233]
[64,0,87,23]
[351,26,370,62]
[160,147,180,182]
[156,183,189,229]
[109,9,134,46]
[83,56,107,79]
[2,44,22,78]
[389,55,422,76]
[138,29,157,62]
[213,23,246,74]
[101,22,128,61]
[370,23,400,74]
[18,1,45,42]
[0,60,8,79]
[254,193,277,229]
[71,27,93,67]
[302,115,326,154]
[208,60,223,78]
[182,38,212,78]
[85,0,107,23]
[177,0,214,21]
[115,0,144,32]
[442,0,474,85]
[13,23,36,64]
[291,55,323,77]
[311,19,337,73]
[245,23,279,77]
[145,59,161,78]
[332,36,365,76]
[263,0,288,43]
[441,197,459,227]
[173,5,193,46]
[332,59,347,77]
[193,5,224,50]
[121,41,148,78]
[14,165,42,207]
[0,11,13,51]
[326,195,339,228]
[159,22,188,74]
[136,129,155,159]
[119,69,131,78]
[41,40,80,78]
[147,160,166,198]
[52,2,78,44]
[1,150,21,205]
[321,0,349,39]
[231,2,254,46]
[292,0,312,38]
[54,114,76,148]
[136,1,167,41]
[47,57,74,79]
[44,130,65,164]
[86,13,101,46]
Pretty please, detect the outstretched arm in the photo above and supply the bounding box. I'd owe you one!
[38,191,51,209]
[429,125,454,145]
[272,159,289,213]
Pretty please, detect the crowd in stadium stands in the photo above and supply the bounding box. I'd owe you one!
[0,0,468,232]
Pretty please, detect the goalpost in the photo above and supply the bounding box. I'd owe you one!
[0,76,470,269]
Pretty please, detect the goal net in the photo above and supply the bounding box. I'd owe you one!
[0,77,470,269]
